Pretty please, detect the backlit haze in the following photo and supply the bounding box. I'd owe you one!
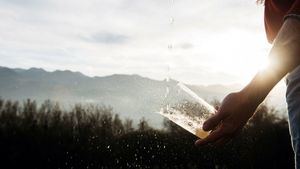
[0,0,271,85]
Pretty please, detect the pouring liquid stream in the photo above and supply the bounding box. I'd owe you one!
[159,0,215,139]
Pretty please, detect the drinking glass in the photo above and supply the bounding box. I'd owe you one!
[158,81,216,138]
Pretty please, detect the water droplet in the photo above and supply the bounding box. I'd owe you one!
[164,87,170,98]
[166,104,170,111]
[169,17,174,24]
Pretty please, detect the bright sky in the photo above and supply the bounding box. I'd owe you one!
[0,0,272,85]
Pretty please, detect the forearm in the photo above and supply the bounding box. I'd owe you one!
[241,18,300,106]
[241,65,284,107]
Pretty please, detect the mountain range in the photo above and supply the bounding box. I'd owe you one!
[0,66,287,126]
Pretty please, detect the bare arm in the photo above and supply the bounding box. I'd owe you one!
[195,18,300,146]
[243,18,300,106]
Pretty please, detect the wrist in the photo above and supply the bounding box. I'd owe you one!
[239,86,263,109]
[239,67,284,109]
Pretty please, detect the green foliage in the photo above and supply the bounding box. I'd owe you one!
[0,98,294,169]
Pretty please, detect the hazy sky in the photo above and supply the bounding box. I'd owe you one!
[0,0,271,85]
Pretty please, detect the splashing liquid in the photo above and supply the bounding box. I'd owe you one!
[159,82,216,139]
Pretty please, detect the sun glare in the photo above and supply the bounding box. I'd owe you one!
[204,29,270,84]
[167,27,270,85]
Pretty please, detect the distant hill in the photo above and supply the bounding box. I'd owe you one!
[0,66,286,126]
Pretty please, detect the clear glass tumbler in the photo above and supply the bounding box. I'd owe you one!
[158,81,216,138]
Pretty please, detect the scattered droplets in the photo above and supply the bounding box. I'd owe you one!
[154,133,158,140]
[167,44,173,50]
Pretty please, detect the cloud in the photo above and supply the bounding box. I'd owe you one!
[81,32,129,44]
[0,0,270,85]
[0,0,43,6]
[179,43,193,50]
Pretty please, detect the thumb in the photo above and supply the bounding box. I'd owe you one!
[202,111,225,131]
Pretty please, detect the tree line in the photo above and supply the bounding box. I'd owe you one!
[0,98,295,169]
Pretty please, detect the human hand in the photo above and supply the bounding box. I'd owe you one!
[195,91,258,146]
